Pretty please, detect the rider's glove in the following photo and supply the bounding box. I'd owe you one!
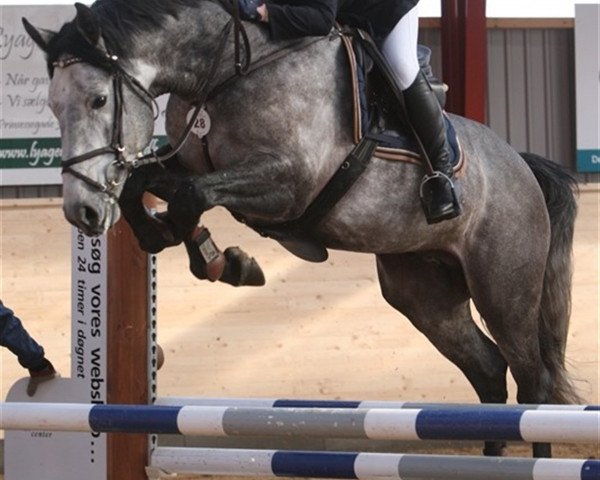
[238,0,264,21]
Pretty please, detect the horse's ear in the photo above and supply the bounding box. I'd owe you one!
[74,2,101,47]
[22,18,55,53]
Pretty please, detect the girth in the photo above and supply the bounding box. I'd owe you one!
[251,135,378,240]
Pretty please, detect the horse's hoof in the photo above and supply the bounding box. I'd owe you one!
[138,236,167,254]
[533,442,552,458]
[152,211,183,244]
[221,247,266,287]
[483,441,508,457]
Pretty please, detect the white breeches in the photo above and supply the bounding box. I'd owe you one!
[380,4,420,91]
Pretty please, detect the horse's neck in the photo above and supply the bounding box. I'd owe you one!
[131,2,275,101]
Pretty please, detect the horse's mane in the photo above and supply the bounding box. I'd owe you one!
[45,0,199,72]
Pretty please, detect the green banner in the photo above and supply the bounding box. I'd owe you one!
[577,149,600,173]
[0,137,169,170]
[0,138,62,169]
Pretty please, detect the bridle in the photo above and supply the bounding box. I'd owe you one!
[54,0,249,201]
[55,54,158,201]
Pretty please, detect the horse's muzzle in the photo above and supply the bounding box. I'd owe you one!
[63,199,120,236]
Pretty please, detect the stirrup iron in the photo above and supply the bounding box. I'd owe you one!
[419,171,461,224]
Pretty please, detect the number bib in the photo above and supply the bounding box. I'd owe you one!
[187,107,211,138]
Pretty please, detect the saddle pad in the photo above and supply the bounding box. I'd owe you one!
[340,33,464,171]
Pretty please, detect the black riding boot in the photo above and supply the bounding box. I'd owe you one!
[404,71,461,224]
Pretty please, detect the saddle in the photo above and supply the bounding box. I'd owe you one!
[341,31,463,169]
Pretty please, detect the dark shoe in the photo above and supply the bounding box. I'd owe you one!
[27,358,57,396]
[420,173,462,224]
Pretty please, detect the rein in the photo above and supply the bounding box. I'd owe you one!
[139,0,324,166]
[133,0,253,167]
[134,19,235,167]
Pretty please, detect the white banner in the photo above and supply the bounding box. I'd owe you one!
[71,228,108,403]
[0,5,66,185]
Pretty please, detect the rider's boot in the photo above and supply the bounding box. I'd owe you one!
[403,70,461,224]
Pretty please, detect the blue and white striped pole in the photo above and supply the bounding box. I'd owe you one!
[2,403,598,444]
[147,447,600,480]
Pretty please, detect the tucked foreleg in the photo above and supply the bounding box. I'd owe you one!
[119,160,265,286]
[166,154,307,240]
[119,158,192,253]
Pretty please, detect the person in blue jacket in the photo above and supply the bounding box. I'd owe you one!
[239,0,461,224]
[1,300,57,396]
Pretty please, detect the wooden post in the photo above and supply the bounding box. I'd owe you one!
[441,0,487,123]
[106,217,150,480]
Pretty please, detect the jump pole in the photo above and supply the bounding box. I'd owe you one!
[147,448,600,480]
[2,403,599,444]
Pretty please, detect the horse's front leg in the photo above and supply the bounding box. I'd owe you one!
[121,162,265,287]
[167,155,303,239]
[119,163,182,253]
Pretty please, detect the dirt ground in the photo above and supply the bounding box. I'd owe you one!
[0,187,598,476]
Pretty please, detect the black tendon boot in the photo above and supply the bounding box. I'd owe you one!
[404,71,462,224]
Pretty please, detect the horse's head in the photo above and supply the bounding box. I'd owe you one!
[23,3,156,235]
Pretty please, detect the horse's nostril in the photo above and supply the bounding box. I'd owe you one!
[81,205,99,229]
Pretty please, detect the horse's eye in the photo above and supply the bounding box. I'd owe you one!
[91,95,108,109]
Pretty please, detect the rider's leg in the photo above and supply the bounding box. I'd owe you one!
[381,6,461,224]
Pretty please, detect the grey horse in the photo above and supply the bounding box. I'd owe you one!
[23,0,580,457]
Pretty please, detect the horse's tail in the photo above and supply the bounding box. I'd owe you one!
[520,152,581,403]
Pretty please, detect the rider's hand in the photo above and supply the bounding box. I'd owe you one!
[238,0,264,21]
[257,4,269,22]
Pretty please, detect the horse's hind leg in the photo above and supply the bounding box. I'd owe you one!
[463,233,554,457]
[376,252,509,456]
